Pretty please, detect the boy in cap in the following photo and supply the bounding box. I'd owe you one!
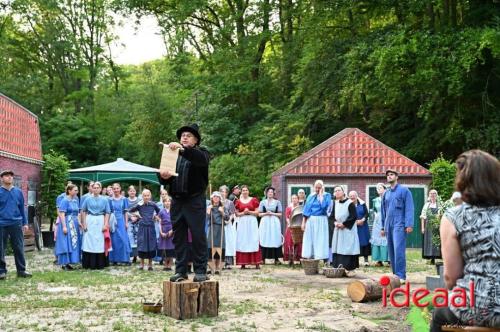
[0,170,31,279]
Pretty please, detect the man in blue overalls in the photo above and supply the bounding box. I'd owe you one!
[380,169,414,283]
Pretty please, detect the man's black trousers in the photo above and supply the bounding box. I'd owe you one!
[171,194,207,275]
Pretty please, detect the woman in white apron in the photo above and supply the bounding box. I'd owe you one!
[258,187,283,264]
[235,185,261,269]
[301,180,331,260]
[331,185,359,275]
[81,182,111,270]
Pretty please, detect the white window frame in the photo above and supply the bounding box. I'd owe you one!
[287,183,313,205]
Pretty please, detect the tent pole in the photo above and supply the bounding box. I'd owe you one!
[139,180,142,193]
[80,181,83,198]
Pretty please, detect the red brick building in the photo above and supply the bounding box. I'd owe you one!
[271,128,431,248]
[0,93,43,205]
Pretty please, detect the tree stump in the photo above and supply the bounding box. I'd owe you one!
[347,276,401,303]
[163,280,219,320]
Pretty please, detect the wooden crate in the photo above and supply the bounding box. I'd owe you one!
[163,280,219,320]
[24,226,36,253]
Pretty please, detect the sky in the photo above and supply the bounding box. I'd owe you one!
[110,14,166,65]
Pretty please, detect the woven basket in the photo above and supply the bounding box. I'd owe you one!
[323,264,346,278]
[301,259,320,275]
[290,226,303,244]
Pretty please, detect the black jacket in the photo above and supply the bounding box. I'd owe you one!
[158,146,210,198]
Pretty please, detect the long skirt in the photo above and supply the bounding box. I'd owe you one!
[82,251,108,270]
[283,226,302,262]
[128,221,139,257]
[259,215,283,260]
[332,254,359,271]
[357,222,371,257]
[109,213,131,263]
[331,222,360,271]
[208,223,224,248]
[224,221,237,257]
[82,215,106,269]
[302,215,329,260]
[422,225,441,259]
[55,215,80,265]
[372,244,389,262]
[236,215,261,265]
[137,222,157,259]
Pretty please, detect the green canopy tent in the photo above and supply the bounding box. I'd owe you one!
[69,158,160,194]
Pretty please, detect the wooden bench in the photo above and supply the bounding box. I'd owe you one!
[442,326,500,331]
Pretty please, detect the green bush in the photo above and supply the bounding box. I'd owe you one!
[429,155,456,201]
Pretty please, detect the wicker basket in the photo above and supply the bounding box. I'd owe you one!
[301,259,320,275]
[143,301,162,314]
[290,226,303,244]
[323,264,346,278]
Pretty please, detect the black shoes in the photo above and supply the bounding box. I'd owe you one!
[0,273,6,280]
[193,274,209,282]
[17,271,32,278]
[170,273,188,282]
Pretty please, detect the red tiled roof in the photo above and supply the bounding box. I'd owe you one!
[0,93,43,162]
[273,128,430,176]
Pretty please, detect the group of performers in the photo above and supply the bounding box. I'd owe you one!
[52,123,458,282]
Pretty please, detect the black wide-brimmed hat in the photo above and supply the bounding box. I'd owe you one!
[176,123,201,144]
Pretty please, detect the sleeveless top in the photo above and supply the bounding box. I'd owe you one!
[445,204,500,327]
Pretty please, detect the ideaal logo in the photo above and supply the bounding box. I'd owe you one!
[379,276,475,308]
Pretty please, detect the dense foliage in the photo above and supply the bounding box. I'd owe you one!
[1,0,499,192]
[429,155,456,201]
[40,151,70,222]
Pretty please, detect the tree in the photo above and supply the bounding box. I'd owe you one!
[40,151,70,230]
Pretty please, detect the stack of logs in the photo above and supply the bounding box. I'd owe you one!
[347,275,401,303]
[163,280,219,320]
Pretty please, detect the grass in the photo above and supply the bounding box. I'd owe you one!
[233,299,260,315]
[1,248,432,331]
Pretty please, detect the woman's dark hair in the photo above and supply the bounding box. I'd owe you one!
[455,150,500,207]
[265,186,275,194]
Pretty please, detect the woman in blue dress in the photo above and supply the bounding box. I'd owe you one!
[126,185,140,263]
[81,182,111,270]
[128,189,161,271]
[349,191,370,266]
[55,184,81,270]
[301,180,332,260]
[109,183,131,265]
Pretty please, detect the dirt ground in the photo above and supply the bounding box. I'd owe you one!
[0,249,433,331]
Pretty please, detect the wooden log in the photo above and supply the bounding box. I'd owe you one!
[198,280,219,317]
[347,276,401,303]
[163,280,219,320]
